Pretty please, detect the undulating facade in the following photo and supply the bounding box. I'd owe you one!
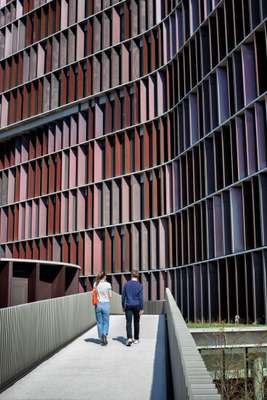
[0,0,267,321]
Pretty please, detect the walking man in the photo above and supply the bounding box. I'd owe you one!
[122,270,144,346]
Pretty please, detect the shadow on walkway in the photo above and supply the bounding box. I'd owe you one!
[112,336,126,346]
[84,338,102,345]
[149,315,173,400]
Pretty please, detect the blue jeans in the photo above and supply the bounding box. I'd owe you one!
[95,302,110,338]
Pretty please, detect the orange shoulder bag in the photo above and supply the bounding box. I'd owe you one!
[92,288,99,306]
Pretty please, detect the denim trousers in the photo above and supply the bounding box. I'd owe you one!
[95,302,110,338]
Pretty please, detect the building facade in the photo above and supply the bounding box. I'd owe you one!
[0,0,267,321]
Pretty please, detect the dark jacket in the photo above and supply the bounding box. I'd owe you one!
[122,280,144,310]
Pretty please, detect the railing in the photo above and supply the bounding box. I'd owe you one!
[144,299,165,315]
[0,291,123,391]
[110,291,124,314]
[165,288,221,400]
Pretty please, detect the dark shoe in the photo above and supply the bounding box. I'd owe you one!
[102,334,108,345]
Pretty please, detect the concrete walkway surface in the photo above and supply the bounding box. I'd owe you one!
[0,315,169,400]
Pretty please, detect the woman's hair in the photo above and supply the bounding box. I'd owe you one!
[95,272,106,286]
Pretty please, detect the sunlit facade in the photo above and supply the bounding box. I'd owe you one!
[0,0,267,321]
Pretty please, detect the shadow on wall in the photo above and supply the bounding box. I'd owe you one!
[149,315,174,400]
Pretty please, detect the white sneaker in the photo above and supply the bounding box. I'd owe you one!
[133,340,140,344]
[126,338,133,346]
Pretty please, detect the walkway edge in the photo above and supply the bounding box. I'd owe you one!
[165,288,221,400]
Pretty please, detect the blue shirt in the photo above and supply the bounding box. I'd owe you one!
[122,280,144,310]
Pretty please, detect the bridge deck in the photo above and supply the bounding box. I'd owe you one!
[0,315,168,400]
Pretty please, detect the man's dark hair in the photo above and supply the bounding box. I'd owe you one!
[131,270,139,279]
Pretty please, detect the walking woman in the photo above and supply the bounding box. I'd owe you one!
[94,272,112,345]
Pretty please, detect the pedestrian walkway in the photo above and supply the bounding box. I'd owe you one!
[0,315,168,400]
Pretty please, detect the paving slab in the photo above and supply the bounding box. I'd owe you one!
[0,315,168,400]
